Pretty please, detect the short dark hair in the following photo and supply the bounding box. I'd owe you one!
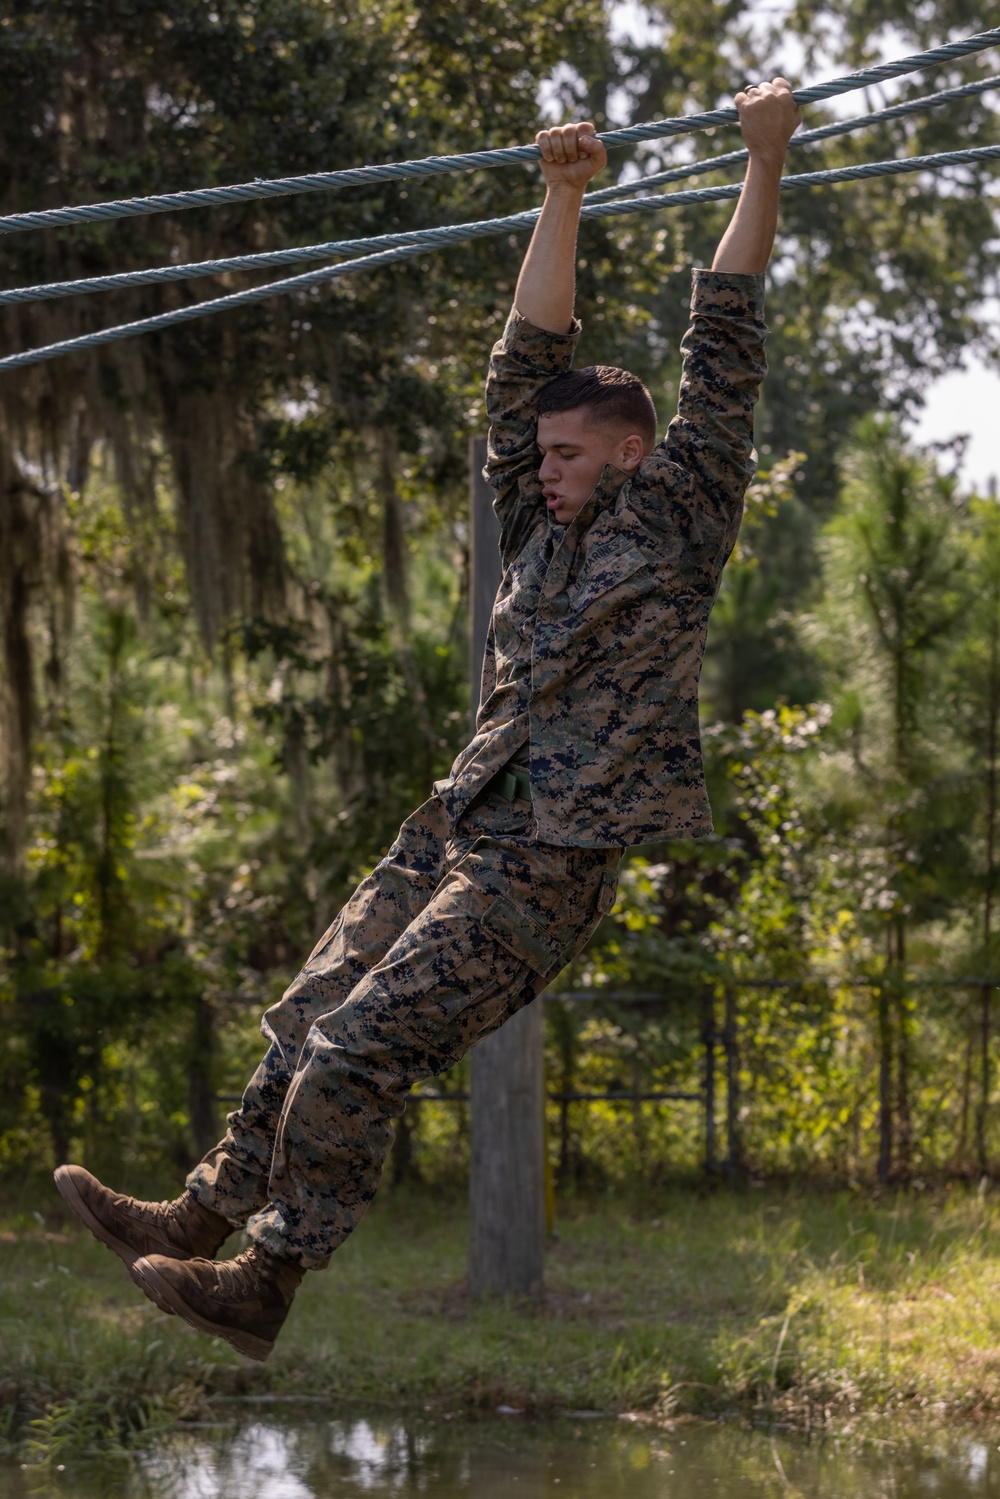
[537,365,658,450]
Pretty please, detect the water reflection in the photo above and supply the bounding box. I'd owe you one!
[7,1407,1000,1498]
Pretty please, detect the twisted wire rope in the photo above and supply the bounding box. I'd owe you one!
[2,142,998,373]
[0,26,997,237]
[4,73,997,310]
[584,72,1000,202]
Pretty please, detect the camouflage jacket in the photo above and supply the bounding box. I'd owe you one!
[435,269,767,847]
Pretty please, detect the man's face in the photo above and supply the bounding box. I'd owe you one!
[536,407,644,524]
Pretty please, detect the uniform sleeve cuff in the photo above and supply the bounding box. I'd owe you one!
[500,307,582,368]
[690,269,766,320]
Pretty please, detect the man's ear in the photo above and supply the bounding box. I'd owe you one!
[618,433,645,472]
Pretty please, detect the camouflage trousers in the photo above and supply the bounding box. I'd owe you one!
[187,790,619,1268]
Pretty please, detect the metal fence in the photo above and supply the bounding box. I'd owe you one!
[216,975,1000,1181]
[405,976,1000,1180]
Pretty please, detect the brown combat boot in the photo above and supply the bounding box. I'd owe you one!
[54,1164,232,1270]
[130,1243,304,1362]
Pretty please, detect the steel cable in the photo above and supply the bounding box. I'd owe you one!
[2,142,998,373]
[0,26,997,237]
[3,74,996,310]
[584,72,1000,202]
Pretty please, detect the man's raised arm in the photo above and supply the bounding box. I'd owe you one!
[655,80,801,555]
[513,122,607,333]
[713,78,801,273]
[485,122,606,564]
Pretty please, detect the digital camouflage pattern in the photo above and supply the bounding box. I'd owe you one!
[188,791,618,1267]
[435,269,768,847]
[186,271,762,1272]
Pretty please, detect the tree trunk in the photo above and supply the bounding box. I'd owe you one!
[893,920,912,1182]
[96,611,128,961]
[978,981,992,1178]
[877,980,893,1185]
[978,590,999,1176]
[187,995,218,1162]
[957,1008,974,1172]
[377,430,435,782]
[702,988,717,1175]
[0,478,34,877]
[39,1037,73,1166]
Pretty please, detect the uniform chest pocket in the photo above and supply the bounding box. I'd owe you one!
[573,543,651,603]
[572,541,668,650]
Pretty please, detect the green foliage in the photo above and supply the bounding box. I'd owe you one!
[0,1,999,1187]
[0,448,475,1172]
[553,422,1000,1185]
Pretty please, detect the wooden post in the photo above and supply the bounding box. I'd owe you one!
[467,436,546,1299]
[469,1001,545,1297]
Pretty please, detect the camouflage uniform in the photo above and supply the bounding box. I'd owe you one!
[189,792,617,1266]
[437,269,768,845]
[188,268,766,1268]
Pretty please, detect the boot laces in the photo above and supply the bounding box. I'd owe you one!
[222,1244,270,1299]
[131,1193,184,1233]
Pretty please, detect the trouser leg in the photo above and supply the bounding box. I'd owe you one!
[247,797,620,1267]
[186,797,451,1224]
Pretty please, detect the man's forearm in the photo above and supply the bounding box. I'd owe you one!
[711,78,799,275]
[711,155,783,275]
[513,185,584,335]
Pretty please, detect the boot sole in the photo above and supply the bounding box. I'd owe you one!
[130,1257,274,1363]
[54,1164,147,1271]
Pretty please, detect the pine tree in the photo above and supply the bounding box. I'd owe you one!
[807,417,967,1181]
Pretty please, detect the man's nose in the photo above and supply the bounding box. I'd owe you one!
[538,452,558,482]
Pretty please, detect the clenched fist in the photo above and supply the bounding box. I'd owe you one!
[535,120,607,193]
[733,77,802,165]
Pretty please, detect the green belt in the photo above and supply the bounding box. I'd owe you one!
[493,765,532,803]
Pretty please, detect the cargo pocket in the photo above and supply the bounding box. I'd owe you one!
[481,893,567,976]
[271,1063,372,1177]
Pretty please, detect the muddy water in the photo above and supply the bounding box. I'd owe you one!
[5,1406,1000,1497]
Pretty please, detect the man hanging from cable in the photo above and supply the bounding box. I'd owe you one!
[55,79,801,1361]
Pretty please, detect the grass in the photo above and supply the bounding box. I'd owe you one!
[3,1178,1000,1460]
